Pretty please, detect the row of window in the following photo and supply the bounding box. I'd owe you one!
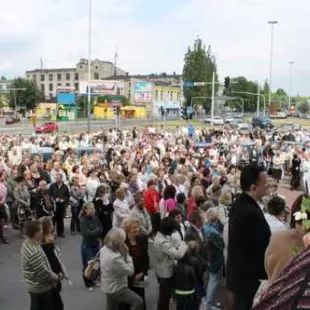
[155,90,179,101]
[42,83,79,92]
[36,72,79,82]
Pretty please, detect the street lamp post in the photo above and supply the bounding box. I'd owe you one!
[288,61,294,111]
[267,20,278,107]
[87,0,92,132]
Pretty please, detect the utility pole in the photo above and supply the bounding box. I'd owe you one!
[87,0,92,132]
[267,20,278,107]
[9,88,26,111]
[211,72,215,127]
[288,61,294,111]
[257,84,260,116]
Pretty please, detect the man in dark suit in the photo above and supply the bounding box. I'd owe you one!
[49,173,70,237]
[185,210,209,270]
[227,164,271,310]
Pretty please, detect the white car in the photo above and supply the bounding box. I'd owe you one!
[213,116,224,126]
[237,123,251,131]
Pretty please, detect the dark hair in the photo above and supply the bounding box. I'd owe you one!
[267,195,286,216]
[203,168,210,178]
[176,192,186,204]
[159,217,179,236]
[240,164,265,192]
[72,165,79,173]
[163,185,176,200]
[25,220,42,238]
[196,195,207,206]
[179,158,186,165]
[169,209,182,219]
[188,210,203,225]
[147,180,156,188]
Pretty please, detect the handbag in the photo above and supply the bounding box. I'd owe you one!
[84,252,101,282]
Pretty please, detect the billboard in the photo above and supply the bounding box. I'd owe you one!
[79,80,124,96]
[56,92,76,105]
[134,82,152,103]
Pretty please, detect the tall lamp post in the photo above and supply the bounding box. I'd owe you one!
[267,20,278,107]
[87,0,92,132]
[288,61,294,111]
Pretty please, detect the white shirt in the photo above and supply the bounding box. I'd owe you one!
[264,213,288,233]
[113,199,130,228]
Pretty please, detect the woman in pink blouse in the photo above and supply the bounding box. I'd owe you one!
[0,170,8,244]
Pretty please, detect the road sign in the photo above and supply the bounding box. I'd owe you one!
[183,81,194,87]
[194,82,206,87]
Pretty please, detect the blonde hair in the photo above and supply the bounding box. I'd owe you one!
[39,217,54,242]
[191,185,204,199]
[121,217,140,233]
[79,202,94,218]
[205,207,220,223]
[115,188,126,199]
[104,228,126,249]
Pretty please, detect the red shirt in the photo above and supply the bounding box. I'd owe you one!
[144,188,160,214]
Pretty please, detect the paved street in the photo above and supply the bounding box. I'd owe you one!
[0,221,159,310]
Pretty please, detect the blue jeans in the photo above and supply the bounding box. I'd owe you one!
[81,244,99,287]
[206,269,222,309]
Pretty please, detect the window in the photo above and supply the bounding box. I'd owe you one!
[49,93,53,98]
[75,83,79,91]
[66,73,70,80]
[160,90,163,101]
[41,84,45,93]
[66,83,70,87]
[48,74,53,81]
[32,75,36,81]
[95,66,98,70]
[41,74,45,82]
[57,73,61,81]
[80,65,83,69]
[57,83,62,87]
[49,84,53,92]
[170,92,173,101]
[75,73,79,80]
[155,90,159,101]
[94,72,99,80]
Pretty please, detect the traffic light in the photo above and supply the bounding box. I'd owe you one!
[180,106,187,119]
[224,76,230,89]
[113,105,121,116]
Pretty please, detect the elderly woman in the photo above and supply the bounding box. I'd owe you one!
[264,195,289,233]
[100,228,144,310]
[113,188,130,228]
[130,192,152,236]
[14,176,31,237]
[86,169,100,203]
[203,207,224,310]
[154,217,188,310]
[122,217,150,310]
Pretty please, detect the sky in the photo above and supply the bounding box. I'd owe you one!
[0,0,309,95]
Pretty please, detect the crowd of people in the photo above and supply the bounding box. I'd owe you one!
[1,124,310,310]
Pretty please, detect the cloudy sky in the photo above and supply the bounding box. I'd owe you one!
[0,0,309,95]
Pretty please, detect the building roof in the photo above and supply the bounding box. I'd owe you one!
[26,68,76,74]
[102,73,182,81]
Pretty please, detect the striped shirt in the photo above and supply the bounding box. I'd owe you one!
[21,238,58,293]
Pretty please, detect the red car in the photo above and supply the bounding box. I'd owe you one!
[35,122,59,134]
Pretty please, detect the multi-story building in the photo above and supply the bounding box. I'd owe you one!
[0,80,12,113]
[26,58,127,99]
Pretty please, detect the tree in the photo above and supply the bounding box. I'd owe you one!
[225,76,259,112]
[9,78,42,111]
[182,39,218,112]
[0,76,6,81]
[298,101,309,114]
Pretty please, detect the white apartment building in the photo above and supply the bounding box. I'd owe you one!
[26,58,127,99]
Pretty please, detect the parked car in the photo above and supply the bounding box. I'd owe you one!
[237,123,251,131]
[278,123,301,132]
[252,116,274,129]
[35,122,59,134]
[213,116,224,126]
[5,116,20,125]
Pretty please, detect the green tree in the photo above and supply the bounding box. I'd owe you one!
[182,39,218,112]
[9,78,42,110]
[298,101,309,114]
[225,76,259,112]
[0,76,6,81]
